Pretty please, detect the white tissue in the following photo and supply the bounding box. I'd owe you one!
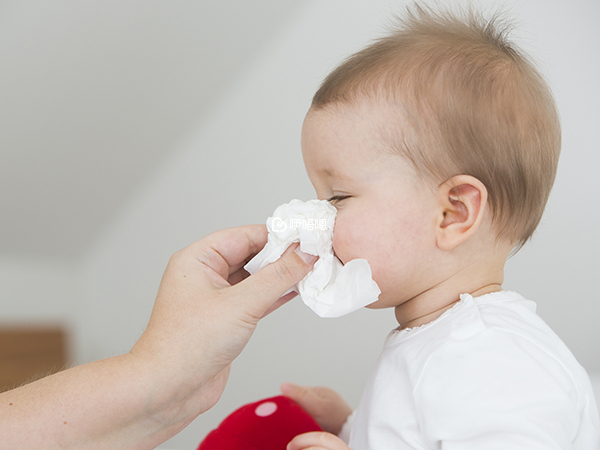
[244,199,381,318]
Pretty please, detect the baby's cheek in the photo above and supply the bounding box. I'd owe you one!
[331,230,349,264]
[333,221,390,299]
[331,218,350,263]
[332,215,364,265]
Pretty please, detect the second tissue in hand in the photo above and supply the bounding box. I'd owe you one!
[244,199,381,318]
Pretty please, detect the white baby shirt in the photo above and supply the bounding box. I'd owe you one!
[348,291,600,449]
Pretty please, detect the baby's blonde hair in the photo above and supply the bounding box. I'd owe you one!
[311,4,561,250]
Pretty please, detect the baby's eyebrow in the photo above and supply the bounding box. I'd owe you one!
[317,167,334,177]
[318,167,354,181]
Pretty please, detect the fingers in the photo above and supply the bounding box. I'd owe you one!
[229,242,318,321]
[280,384,353,435]
[169,225,317,327]
[185,225,269,280]
[261,291,298,318]
[287,432,350,450]
[227,266,251,286]
[281,382,310,404]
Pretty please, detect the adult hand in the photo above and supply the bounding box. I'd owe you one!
[0,225,317,449]
[132,224,319,425]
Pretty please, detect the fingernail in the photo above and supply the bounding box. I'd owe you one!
[282,242,298,255]
[294,246,318,265]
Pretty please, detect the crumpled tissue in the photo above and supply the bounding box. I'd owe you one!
[244,199,380,318]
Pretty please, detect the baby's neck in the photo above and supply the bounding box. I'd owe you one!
[396,283,503,330]
[394,233,514,330]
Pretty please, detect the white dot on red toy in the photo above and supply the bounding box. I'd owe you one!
[254,401,278,417]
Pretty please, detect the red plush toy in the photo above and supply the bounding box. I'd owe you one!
[197,395,322,449]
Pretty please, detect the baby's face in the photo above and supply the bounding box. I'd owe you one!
[301,102,441,309]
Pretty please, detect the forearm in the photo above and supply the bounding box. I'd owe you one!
[0,226,313,449]
[0,351,197,449]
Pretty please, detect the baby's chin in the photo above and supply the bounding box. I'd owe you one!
[364,290,405,310]
[364,297,389,310]
[364,302,383,310]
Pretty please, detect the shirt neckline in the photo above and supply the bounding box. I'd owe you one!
[387,290,523,342]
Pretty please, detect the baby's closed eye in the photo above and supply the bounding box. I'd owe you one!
[327,195,350,204]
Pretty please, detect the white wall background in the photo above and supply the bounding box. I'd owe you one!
[1,1,598,449]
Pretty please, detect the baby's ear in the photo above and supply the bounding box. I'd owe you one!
[435,175,488,251]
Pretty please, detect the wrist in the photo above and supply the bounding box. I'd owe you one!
[129,329,220,429]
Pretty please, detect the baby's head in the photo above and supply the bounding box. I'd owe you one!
[301,5,560,309]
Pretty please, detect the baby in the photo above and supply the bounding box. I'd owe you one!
[280,4,600,450]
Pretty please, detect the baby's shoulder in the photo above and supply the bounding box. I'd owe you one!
[385,291,588,400]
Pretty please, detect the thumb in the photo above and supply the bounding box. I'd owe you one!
[232,243,318,319]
